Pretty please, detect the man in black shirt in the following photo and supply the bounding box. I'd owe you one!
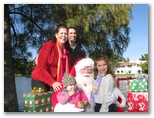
[68,27,86,69]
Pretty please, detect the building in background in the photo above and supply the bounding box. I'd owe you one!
[115,60,146,74]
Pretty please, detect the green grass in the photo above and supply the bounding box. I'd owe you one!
[15,74,31,77]
[116,74,135,78]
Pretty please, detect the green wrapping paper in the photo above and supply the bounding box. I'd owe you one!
[23,91,53,112]
[129,79,148,92]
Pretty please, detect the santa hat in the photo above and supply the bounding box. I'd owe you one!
[69,58,94,77]
[70,58,83,77]
[74,58,94,76]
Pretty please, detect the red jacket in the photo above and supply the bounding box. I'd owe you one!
[32,41,70,87]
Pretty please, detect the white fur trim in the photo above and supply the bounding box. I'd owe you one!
[75,58,94,76]
[113,87,126,107]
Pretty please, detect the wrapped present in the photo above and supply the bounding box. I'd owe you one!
[119,80,129,91]
[129,79,148,92]
[127,92,148,112]
[23,91,53,112]
[116,77,134,92]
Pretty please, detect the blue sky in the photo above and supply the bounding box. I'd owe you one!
[123,4,148,61]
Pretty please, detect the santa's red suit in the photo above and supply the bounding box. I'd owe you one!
[70,58,126,112]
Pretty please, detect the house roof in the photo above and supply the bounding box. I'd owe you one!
[116,60,147,67]
[117,62,136,67]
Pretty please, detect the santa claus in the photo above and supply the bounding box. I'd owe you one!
[70,58,95,112]
[71,58,94,100]
[70,58,126,112]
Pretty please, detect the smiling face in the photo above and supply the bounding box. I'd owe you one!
[96,60,108,75]
[68,28,77,43]
[79,66,93,77]
[55,28,68,46]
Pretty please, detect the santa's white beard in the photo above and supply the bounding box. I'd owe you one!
[75,74,94,88]
[75,74,94,101]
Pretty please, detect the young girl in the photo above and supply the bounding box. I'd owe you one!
[54,73,89,112]
[91,56,118,112]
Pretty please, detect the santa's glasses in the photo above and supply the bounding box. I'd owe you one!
[80,66,92,71]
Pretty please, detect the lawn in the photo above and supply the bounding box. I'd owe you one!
[116,74,135,78]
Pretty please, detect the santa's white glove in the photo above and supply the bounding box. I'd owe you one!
[105,92,118,107]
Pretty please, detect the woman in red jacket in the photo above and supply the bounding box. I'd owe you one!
[31,25,70,93]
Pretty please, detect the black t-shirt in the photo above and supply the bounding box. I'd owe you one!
[70,43,86,68]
